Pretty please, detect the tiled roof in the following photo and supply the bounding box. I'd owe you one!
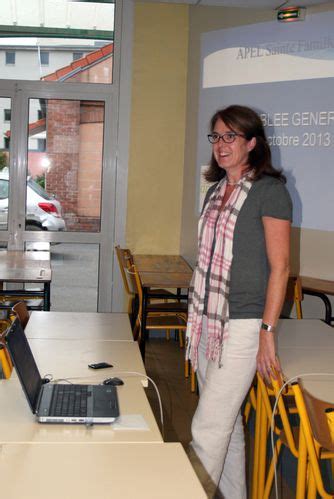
[42,43,113,82]
[5,118,46,138]
[5,44,113,138]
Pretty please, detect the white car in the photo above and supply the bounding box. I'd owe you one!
[0,170,66,231]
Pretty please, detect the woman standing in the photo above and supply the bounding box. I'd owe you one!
[186,105,292,498]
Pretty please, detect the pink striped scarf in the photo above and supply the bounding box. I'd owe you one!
[186,174,253,370]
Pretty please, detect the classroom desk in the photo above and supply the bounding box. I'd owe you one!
[300,276,334,324]
[0,443,206,499]
[134,254,192,291]
[25,311,133,341]
[277,318,334,400]
[0,313,206,497]
[133,254,192,358]
[28,338,146,382]
[133,254,193,274]
[0,250,51,310]
[0,377,162,444]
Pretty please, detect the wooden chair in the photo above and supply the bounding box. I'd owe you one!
[0,301,30,378]
[115,246,187,329]
[0,292,43,311]
[292,381,334,499]
[128,264,187,347]
[11,301,30,329]
[115,245,136,320]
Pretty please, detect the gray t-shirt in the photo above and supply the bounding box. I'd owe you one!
[202,175,292,318]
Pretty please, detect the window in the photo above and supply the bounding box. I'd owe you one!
[4,109,11,122]
[0,179,9,200]
[40,51,49,66]
[73,52,83,61]
[37,139,46,152]
[5,52,15,65]
[0,2,114,84]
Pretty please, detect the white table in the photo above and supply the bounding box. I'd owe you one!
[25,311,133,341]
[0,334,161,443]
[0,377,162,444]
[0,442,206,498]
[277,319,334,402]
[0,313,206,498]
[28,338,145,380]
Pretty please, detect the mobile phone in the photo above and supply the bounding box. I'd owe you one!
[88,362,113,369]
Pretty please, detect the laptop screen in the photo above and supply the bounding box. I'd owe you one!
[6,318,43,413]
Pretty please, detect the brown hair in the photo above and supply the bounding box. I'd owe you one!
[204,105,286,183]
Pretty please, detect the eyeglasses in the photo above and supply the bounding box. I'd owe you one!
[207,132,245,144]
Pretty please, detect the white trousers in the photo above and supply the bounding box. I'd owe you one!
[190,317,261,499]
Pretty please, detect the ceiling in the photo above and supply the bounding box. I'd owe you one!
[136,0,328,8]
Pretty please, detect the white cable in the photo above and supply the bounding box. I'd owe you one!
[48,370,164,437]
[270,371,334,499]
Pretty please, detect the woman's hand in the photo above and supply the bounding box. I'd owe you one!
[256,329,281,385]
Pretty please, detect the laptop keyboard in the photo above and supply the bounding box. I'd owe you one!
[49,384,88,417]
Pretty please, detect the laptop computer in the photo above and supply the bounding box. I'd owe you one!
[5,318,119,424]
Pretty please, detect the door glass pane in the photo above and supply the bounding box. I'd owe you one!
[0,97,11,231]
[51,243,99,311]
[27,98,104,232]
[0,0,114,84]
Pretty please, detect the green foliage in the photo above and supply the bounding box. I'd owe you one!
[0,152,8,171]
[35,174,45,189]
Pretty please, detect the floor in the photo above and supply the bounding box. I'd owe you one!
[144,335,296,499]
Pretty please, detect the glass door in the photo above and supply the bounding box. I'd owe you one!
[0,1,123,312]
[0,81,117,312]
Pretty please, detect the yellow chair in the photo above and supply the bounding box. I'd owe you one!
[246,276,303,416]
[128,264,187,347]
[0,320,13,379]
[292,381,334,499]
[250,275,304,497]
[284,275,303,319]
[257,373,307,499]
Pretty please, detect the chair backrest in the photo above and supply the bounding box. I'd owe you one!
[298,382,334,452]
[292,382,334,498]
[12,301,30,329]
[257,372,299,457]
[126,264,143,341]
[115,245,135,296]
[283,276,303,319]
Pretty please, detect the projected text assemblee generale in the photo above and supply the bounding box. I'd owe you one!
[260,111,334,127]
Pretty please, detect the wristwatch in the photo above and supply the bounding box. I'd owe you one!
[261,322,276,333]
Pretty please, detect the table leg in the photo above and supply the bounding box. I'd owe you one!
[302,289,332,324]
[139,287,148,361]
[44,282,51,311]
